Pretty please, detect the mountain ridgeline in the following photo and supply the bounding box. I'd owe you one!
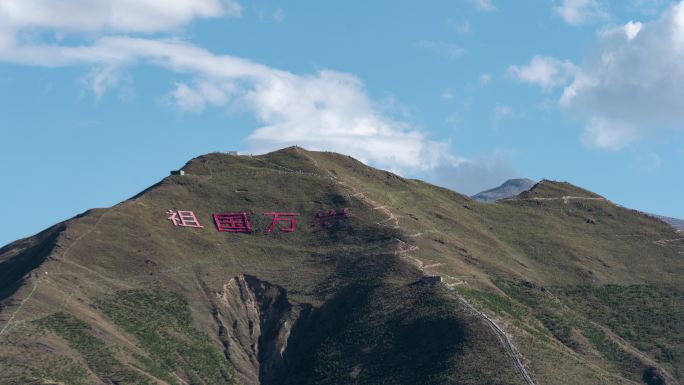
[471,178,537,203]
[1,147,683,385]
[651,215,684,231]
[473,178,684,231]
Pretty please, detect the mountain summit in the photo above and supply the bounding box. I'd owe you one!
[472,178,537,203]
[1,147,682,385]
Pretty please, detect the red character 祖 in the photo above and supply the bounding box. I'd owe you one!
[167,210,204,228]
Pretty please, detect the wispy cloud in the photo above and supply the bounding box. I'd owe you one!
[258,7,285,23]
[0,0,242,34]
[414,40,464,60]
[447,19,471,35]
[271,8,286,23]
[554,0,608,25]
[493,105,514,120]
[479,73,492,86]
[81,65,131,98]
[627,0,668,15]
[168,79,236,112]
[20,37,450,171]
[0,2,462,174]
[428,151,519,196]
[0,0,523,193]
[507,56,577,91]
[471,0,498,12]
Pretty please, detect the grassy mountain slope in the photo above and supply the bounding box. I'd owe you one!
[651,214,684,231]
[515,180,603,200]
[1,147,682,385]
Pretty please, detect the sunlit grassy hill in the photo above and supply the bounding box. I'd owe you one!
[1,147,682,385]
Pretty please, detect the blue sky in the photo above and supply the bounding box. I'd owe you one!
[1,0,684,246]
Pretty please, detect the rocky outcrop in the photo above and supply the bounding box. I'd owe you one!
[211,275,304,385]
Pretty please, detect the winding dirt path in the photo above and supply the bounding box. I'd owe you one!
[0,209,112,337]
[297,151,536,385]
[653,237,684,246]
[501,196,606,204]
[455,294,536,385]
[292,151,536,385]
[0,281,37,337]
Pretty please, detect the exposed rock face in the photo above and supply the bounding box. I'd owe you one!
[212,275,303,385]
[0,223,64,302]
[472,178,536,203]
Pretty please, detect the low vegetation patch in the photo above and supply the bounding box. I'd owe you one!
[558,285,684,377]
[35,312,151,384]
[95,288,238,385]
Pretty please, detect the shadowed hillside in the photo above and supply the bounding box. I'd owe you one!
[1,147,682,385]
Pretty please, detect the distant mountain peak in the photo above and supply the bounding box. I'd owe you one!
[471,178,536,203]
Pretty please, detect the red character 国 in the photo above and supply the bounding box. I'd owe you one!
[214,212,252,233]
[264,212,301,233]
[167,210,204,228]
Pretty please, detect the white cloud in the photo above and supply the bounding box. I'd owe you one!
[508,56,578,90]
[513,1,684,150]
[169,79,236,112]
[623,20,643,39]
[0,0,517,191]
[554,0,607,25]
[562,1,684,148]
[243,70,453,171]
[471,0,498,12]
[0,35,454,172]
[414,40,464,60]
[0,0,241,35]
[169,82,207,112]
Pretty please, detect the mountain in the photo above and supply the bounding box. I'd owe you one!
[1,147,683,385]
[652,215,684,231]
[472,178,684,230]
[472,178,537,203]
[476,179,684,232]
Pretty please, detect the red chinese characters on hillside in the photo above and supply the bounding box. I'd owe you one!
[214,212,252,233]
[166,208,350,234]
[315,208,350,228]
[166,210,204,228]
[264,212,300,233]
